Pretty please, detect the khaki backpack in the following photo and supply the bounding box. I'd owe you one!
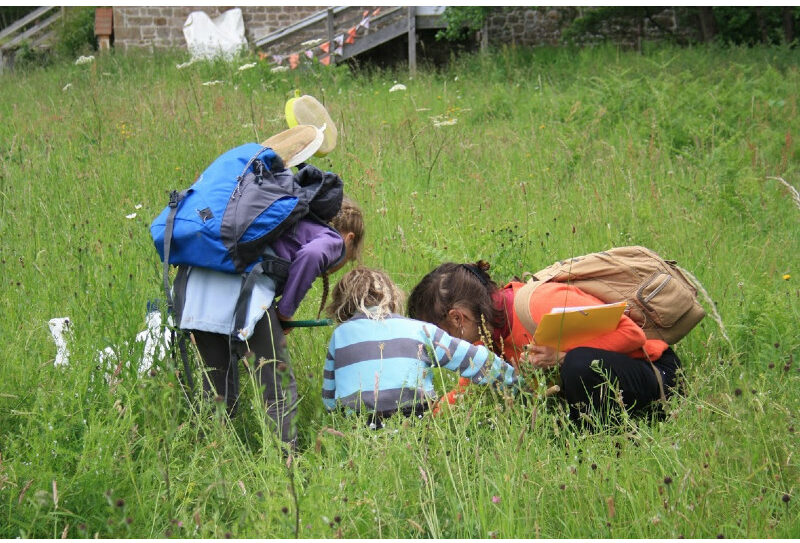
[514,246,705,345]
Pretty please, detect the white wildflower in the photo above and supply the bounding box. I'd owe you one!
[432,118,457,128]
[270,65,289,73]
[202,80,224,86]
[389,83,407,93]
[135,204,142,209]
[238,62,257,71]
[62,83,72,92]
[74,55,94,65]
[125,213,137,219]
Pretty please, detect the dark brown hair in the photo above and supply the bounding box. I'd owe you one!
[407,260,504,338]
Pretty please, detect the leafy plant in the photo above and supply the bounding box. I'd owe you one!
[55,6,97,58]
[436,6,494,42]
[563,6,680,46]
[708,6,799,45]
[11,40,52,69]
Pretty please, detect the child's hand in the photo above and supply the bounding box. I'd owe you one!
[522,343,565,369]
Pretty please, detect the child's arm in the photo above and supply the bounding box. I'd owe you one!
[424,325,518,388]
[321,337,337,411]
[277,228,344,319]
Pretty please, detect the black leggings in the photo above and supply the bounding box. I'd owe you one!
[190,306,298,444]
[559,347,681,424]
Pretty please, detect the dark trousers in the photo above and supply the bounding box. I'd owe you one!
[560,346,681,425]
[191,306,298,444]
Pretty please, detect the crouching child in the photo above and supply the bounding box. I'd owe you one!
[322,266,521,426]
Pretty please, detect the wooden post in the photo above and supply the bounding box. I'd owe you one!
[407,6,416,76]
[326,8,335,65]
[94,7,113,51]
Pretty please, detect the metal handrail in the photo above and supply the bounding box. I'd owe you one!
[3,12,61,50]
[254,5,445,72]
[255,6,351,48]
[0,6,57,45]
[258,6,408,59]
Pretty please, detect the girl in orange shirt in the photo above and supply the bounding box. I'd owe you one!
[407,260,681,426]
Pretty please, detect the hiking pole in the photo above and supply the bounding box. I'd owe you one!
[281,318,333,329]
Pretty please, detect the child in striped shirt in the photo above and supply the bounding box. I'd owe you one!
[322,266,520,424]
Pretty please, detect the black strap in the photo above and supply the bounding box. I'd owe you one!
[162,190,185,312]
[161,190,195,394]
[232,254,290,338]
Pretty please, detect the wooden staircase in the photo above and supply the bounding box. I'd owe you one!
[254,6,446,74]
[0,6,62,71]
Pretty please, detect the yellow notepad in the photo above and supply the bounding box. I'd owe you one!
[533,301,627,349]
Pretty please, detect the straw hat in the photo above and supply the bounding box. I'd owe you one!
[260,125,324,168]
[285,93,338,156]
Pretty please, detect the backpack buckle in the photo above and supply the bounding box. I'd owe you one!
[168,190,180,208]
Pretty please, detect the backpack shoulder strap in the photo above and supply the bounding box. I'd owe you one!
[162,189,188,312]
[232,254,292,340]
[513,279,545,335]
[160,189,194,393]
[513,258,567,335]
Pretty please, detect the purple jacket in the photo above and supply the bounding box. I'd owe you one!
[271,218,345,318]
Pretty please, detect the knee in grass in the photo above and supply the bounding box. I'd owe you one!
[561,348,606,382]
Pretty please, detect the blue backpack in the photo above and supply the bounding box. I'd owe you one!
[151,143,343,276]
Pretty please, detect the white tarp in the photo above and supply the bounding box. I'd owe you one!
[183,8,248,61]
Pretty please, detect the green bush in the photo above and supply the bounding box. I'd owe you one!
[55,6,96,59]
[711,7,798,45]
[11,40,52,69]
[436,6,493,41]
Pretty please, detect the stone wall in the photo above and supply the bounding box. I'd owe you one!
[484,7,692,48]
[485,7,575,47]
[112,6,694,53]
[112,6,324,51]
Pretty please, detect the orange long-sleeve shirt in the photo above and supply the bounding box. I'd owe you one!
[500,281,668,364]
[435,281,669,413]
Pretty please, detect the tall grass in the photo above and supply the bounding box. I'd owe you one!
[0,44,797,537]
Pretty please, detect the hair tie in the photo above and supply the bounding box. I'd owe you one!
[462,264,489,288]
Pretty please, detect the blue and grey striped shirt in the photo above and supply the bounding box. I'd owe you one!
[322,311,518,414]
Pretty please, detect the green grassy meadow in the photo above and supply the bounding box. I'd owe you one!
[0,44,798,538]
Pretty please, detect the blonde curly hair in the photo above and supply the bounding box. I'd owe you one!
[326,266,405,323]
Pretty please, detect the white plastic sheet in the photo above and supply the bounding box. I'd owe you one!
[183,8,248,61]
